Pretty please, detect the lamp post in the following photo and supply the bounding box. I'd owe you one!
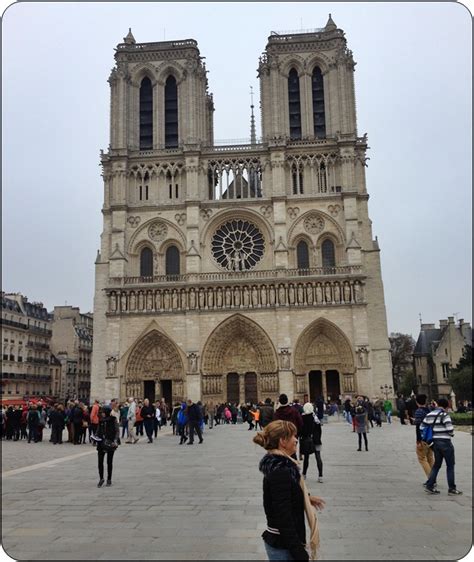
[380,384,393,400]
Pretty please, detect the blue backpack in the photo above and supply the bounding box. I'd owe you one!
[421,410,444,446]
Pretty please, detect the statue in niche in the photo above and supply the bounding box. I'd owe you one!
[189,288,196,309]
[252,286,259,307]
[163,290,170,310]
[233,286,241,307]
[306,283,314,304]
[110,293,117,312]
[147,292,153,310]
[325,283,332,303]
[260,285,267,306]
[106,355,118,378]
[278,284,286,305]
[216,287,223,308]
[344,282,352,303]
[357,347,369,367]
[354,281,362,303]
[315,283,323,303]
[207,287,214,308]
[129,292,136,310]
[242,286,250,307]
[188,352,198,373]
[269,285,276,305]
[171,289,179,309]
[288,284,295,304]
[334,283,341,304]
[297,284,305,305]
[180,288,187,309]
[225,287,232,307]
[198,288,206,309]
[120,293,127,311]
[280,349,291,369]
[154,291,161,310]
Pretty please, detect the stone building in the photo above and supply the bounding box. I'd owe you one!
[413,317,472,400]
[51,306,93,403]
[1,292,53,400]
[91,18,393,405]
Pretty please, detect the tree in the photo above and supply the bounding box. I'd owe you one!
[399,370,417,398]
[389,333,416,391]
[449,345,472,401]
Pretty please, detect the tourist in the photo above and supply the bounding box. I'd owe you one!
[90,399,100,437]
[300,403,323,482]
[224,404,232,424]
[80,404,90,444]
[186,398,203,445]
[110,399,121,444]
[126,397,139,444]
[373,397,383,427]
[171,402,181,434]
[135,401,144,436]
[314,396,325,422]
[252,406,261,431]
[354,405,369,451]
[254,420,325,561]
[119,401,129,440]
[259,398,275,428]
[36,403,47,442]
[20,405,28,440]
[274,394,303,436]
[154,402,161,434]
[383,398,392,424]
[141,398,155,443]
[27,404,40,443]
[414,394,434,485]
[396,394,407,425]
[177,402,188,444]
[94,405,119,487]
[71,401,84,445]
[50,404,65,444]
[343,397,353,424]
[422,398,462,495]
[206,401,215,429]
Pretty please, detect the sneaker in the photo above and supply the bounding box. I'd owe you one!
[133,438,139,444]
[106,480,112,487]
[97,479,104,488]
[448,489,463,495]
[423,482,437,490]
[425,487,440,495]
[318,477,324,483]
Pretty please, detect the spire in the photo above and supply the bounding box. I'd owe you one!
[123,28,136,45]
[324,13,337,31]
[250,86,256,146]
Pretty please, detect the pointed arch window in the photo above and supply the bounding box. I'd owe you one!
[288,68,301,140]
[165,76,178,148]
[165,245,180,276]
[321,239,336,268]
[297,240,310,270]
[140,247,153,277]
[312,67,326,138]
[139,77,153,150]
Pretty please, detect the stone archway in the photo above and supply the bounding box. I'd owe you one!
[201,314,279,403]
[124,329,185,403]
[294,318,355,400]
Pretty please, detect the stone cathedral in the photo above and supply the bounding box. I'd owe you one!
[91,16,393,406]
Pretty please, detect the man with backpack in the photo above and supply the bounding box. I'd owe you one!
[420,398,462,496]
[414,394,434,484]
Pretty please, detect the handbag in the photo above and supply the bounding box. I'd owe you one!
[102,438,118,452]
[301,436,315,455]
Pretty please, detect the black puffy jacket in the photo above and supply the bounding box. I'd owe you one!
[259,454,308,561]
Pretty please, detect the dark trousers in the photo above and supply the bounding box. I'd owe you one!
[358,433,368,450]
[188,421,203,443]
[154,418,159,437]
[178,424,187,443]
[303,450,323,477]
[426,439,456,490]
[399,410,406,424]
[73,422,83,443]
[97,449,115,481]
[51,426,63,444]
[28,426,38,442]
[144,419,154,442]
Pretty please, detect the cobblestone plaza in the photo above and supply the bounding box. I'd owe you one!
[2,419,472,560]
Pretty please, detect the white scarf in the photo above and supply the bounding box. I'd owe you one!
[268,449,320,560]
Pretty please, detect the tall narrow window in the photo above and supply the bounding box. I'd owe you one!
[165,76,178,148]
[292,166,304,194]
[165,245,180,276]
[288,68,301,139]
[297,241,310,269]
[139,77,153,150]
[321,239,336,268]
[140,247,153,277]
[312,67,326,138]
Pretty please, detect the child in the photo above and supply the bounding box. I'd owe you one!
[354,405,368,451]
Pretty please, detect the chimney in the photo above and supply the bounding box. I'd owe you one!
[448,316,455,324]
[439,319,448,328]
[458,318,464,327]
[421,323,436,330]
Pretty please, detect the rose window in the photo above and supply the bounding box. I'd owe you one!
[211,219,265,271]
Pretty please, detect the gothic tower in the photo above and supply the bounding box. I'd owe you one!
[91,19,393,406]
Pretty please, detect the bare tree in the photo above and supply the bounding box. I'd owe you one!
[389,333,416,392]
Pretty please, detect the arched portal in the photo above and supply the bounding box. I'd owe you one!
[125,329,185,403]
[294,318,355,401]
[201,314,279,404]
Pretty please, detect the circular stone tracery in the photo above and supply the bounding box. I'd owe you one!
[304,214,325,234]
[211,219,265,271]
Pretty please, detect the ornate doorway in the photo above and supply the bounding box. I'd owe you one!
[143,380,155,402]
[309,370,323,402]
[245,372,258,404]
[125,329,185,402]
[227,373,239,403]
[325,369,340,401]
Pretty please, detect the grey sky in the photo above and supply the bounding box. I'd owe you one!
[2,2,471,339]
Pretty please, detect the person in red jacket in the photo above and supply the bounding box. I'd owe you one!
[274,394,303,436]
[90,400,100,437]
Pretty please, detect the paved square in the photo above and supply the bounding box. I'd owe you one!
[2,419,472,560]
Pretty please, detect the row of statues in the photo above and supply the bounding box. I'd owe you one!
[109,280,364,313]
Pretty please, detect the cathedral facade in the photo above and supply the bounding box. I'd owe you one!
[91,17,393,406]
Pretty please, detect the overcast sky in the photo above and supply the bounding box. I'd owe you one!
[2,2,471,339]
